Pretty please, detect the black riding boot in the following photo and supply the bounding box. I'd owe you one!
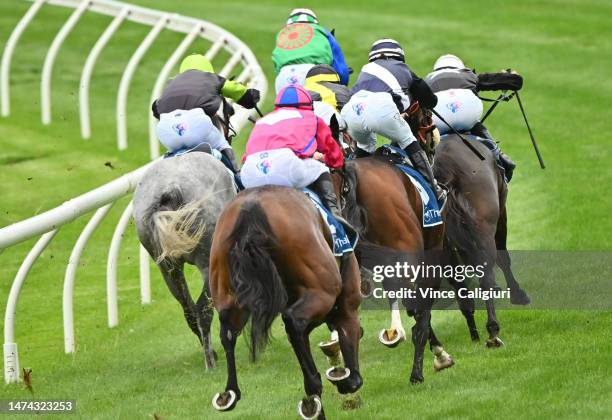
[220,148,240,174]
[220,148,244,190]
[471,121,493,140]
[499,153,516,182]
[353,147,371,159]
[404,142,446,203]
[308,172,354,230]
[471,123,516,182]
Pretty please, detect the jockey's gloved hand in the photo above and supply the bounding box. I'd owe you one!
[237,88,261,109]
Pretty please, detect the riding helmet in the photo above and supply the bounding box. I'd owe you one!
[368,39,405,62]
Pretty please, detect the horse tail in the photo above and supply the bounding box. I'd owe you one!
[151,189,207,263]
[443,187,488,265]
[227,200,287,361]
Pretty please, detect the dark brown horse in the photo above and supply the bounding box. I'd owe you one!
[434,134,530,346]
[208,186,362,419]
[330,103,456,383]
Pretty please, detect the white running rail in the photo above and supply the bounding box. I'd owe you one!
[1,0,267,384]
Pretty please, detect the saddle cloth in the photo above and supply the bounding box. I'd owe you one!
[302,188,358,257]
[163,142,241,192]
[378,145,443,228]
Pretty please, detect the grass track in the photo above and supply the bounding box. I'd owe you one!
[1,0,611,418]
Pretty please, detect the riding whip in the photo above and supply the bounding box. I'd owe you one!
[431,108,485,160]
[515,91,545,169]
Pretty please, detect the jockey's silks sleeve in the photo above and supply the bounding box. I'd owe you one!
[221,80,248,102]
[314,117,344,169]
[325,30,350,86]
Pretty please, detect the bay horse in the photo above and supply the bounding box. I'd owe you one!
[133,152,236,370]
[433,134,530,346]
[330,102,458,383]
[208,186,363,419]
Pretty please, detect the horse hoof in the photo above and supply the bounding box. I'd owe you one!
[359,326,364,340]
[378,328,404,348]
[510,288,531,305]
[471,332,481,342]
[433,355,455,372]
[298,395,322,420]
[318,339,340,357]
[409,374,424,384]
[326,367,351,382]
[340,393,362,410]
[212,390,237,411]
[485,337,504,348]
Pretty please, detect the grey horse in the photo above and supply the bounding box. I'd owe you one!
[133,152,236,370]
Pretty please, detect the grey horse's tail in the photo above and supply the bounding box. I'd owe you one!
[151,189,207,263]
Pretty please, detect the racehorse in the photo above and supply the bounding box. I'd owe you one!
[433,134,530,346]
[133,152,236,370]
[208,186,363,419]
[332,102,456,383]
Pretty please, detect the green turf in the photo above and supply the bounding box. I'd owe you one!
[1,0,611,418]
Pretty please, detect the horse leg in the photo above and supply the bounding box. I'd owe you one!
[195,263,216,370]
[283,292,332,420]
[496,206,530,305]
[158,261,200,341]
[325,255,363,398]
[480,251,504,348]
[448,277,480,342]
[212,304,246,411]
[409,306,432,384]
[429,322,455,372]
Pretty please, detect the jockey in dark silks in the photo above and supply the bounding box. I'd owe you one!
[152,54,260,174]
[425,54,523,181]
[341,38,446,202]
[272,8,350,93]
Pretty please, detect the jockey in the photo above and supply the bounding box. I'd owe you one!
[425,54,523,181]
[304,64,351,147]
[152,54,260,173]
[241,85,350,226]
[272,8,350,93]
[341,39,445,202]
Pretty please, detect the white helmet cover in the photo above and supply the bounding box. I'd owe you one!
[287,8,318,24]
[434,54,465,70]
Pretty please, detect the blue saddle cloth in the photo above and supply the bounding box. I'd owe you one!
[380,145,443,227]
[302,188,358,257]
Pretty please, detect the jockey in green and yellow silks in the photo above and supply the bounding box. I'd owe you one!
[272,8,350,93]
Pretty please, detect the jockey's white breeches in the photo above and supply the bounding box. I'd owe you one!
[432,89,483,135]
[241,148,328,189]
[156,107,230,153]
[341,90,417,153]
[274,64,315,93]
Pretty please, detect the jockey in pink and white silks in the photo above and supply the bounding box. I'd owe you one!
[241,85,351,226]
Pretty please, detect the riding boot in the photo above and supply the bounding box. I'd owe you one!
[499,152,516,182]
[471,121,493,140]
[308,172,355,232]
[220,148,244,190]
[404,142,447,203]
[220,148,240,174]
[353,147,371,159]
